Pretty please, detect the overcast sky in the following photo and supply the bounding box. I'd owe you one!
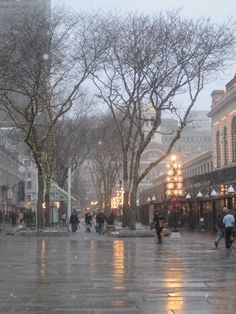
[52,0,236,111]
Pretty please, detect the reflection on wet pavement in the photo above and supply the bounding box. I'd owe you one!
[0,230,236,313]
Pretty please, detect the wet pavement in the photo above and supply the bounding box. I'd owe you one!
[0,225,236,314]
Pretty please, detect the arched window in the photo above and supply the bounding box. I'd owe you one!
[232,116,236,162]
[216,130,221,167]
[224,126,228,165]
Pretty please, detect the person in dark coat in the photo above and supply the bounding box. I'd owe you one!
[69,211,79,233]
[214,207,227,248]
[95,210,107,235]
[153,210,165,244]
[85,211,93,232]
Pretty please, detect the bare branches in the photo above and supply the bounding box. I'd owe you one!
[91,11,236,228]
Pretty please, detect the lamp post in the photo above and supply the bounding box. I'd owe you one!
[210,187,218,231]
[165,155,183,232]
[185,193,193,229]
[227,184,235,209]
[196,191,203,231]
[147,195,156,226]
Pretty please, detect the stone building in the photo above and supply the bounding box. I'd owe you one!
[139,72,236,230]
[208,73,236,169]
[0,148,26,220]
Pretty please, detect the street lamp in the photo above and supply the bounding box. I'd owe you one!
[185,193,194,229]
[165,154,183,232]
[227,184,235,209]
[211,188,217,197]
[147,195,156,226]
[196,191,204,231]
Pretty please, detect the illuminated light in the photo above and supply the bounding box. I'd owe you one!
[220,116,227,122]
[168,183,174,189]
[168,170,174,176]
[177,183,182,188]
[178,190,183,196]
[173,163,178,169]
[177,170,181,175]
[53,201,60,208]
[214,121,220,126]
[171,155,177,161]
[229,109,236,116]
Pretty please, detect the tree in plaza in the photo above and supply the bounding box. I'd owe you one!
[89,114,122,214]
[54,112,91,189]
[0,7,105,227]
[91,12,236,229]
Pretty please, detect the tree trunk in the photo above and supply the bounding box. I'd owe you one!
[37,169,44,229]
[44,177,51,227]
[129,183,138,230]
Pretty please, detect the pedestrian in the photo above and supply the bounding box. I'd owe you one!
[19,212,24,224]
[214,207,227,248]
[223,208,235,249]
[62,213,66,226]
[85,211,93,232]
[153,210,165,244]
[69,211,80,233]
[95,210,107,235]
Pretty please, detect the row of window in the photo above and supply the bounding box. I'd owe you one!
[163,136,211,144]
[183,161,213,178]
[216,116,236,167]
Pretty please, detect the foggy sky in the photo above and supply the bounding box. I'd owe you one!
[52,0,236,110]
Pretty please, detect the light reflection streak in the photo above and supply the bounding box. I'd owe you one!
[112,240,125,285]
[40,239,46,277]
[164,261,185,312]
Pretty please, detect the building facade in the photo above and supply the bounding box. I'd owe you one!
[208,73,236,170]
[0,148,26,221]
[139,73,236,231]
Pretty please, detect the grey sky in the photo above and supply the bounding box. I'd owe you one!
[52,0,236,111]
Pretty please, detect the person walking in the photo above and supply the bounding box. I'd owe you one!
[223,208,235,249]
[85,211,93,232]
[69,211,80,233]
[62,213,67,227]
[214,207,227,248]
[153,210,165,244]
[95,210,107,235]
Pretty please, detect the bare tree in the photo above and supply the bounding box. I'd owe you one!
[0,7,105,227]
[54,114,91,189]
[91,12,236,229]
[89,114,122,214]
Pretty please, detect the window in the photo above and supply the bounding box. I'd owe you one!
[23,159,31,167]
[216,130,221,167]
[232,116,236,161]
[18,182,25,201]
[27,172,31,178]
[27,181,32,190]
[224,126,228,165]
